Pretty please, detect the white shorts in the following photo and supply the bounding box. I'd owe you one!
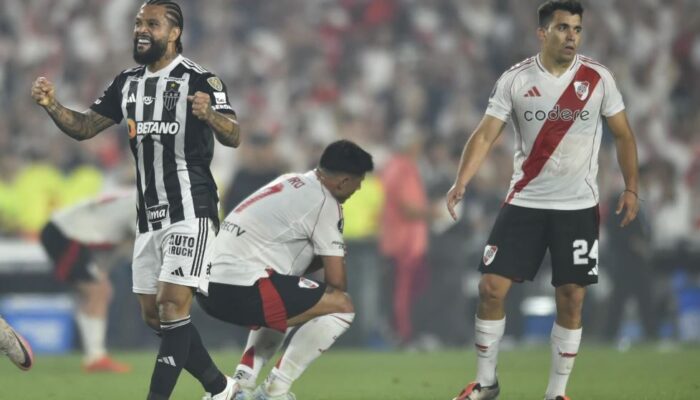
[132,218,215,294]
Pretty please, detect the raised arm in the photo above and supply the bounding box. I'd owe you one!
[606,110,640,227]
[446,114,506,220]
[188,91,241,148]
[31,77,115,141]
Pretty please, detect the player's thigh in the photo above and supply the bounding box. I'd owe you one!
[478,204,548,282]
[132,230,163,295]
[547,206,600,287]
[197,274,327,332]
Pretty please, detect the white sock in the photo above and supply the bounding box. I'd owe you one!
[234,327,286,389]
[75,312,107,363]
[474,316,506,387]
[264,313,354,396]
[545,323,582,398]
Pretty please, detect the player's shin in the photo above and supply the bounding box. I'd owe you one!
[474,316,506,386]
[545,323,582,398]
[264,313,354,396]
[235,327,287,390]
[147,316,192,400]
[184,324,227,395]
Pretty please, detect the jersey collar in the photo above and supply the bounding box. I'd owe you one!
[143,54,183,78]
[535,53,579,80]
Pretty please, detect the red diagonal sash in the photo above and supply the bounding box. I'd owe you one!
[506,64,601,204]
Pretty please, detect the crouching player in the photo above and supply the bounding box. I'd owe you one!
[197,140,374,399]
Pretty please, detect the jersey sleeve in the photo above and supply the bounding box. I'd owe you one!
[308,197,346,257]
[192,73,237,116]
[485,71,514,122]
[90,74,125,123]
[599,68,625,117]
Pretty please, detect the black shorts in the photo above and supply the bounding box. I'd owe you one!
[478,204,599,286]
[196,272,326,332]
[39,222,96,283]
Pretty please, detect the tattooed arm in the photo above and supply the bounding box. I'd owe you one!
[188,91,241,148]
[32,77,115,141]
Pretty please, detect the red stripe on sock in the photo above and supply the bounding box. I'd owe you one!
[240,346,255,368]
[559,352,578,358]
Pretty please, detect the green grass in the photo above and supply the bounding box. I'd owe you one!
[1,346,699,399]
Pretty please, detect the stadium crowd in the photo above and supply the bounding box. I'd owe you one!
[1,0,699,346]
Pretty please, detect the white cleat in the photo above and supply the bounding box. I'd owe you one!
[0,317,33,371]
[203,376,240,400]
[233,387,254,400]
[252,385,296,400]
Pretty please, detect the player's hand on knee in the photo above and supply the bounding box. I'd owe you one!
[187,91,213,122]
[31,77,55,107]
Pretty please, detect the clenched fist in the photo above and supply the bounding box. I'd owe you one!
[31,77,56,107]
[187,91,213,122]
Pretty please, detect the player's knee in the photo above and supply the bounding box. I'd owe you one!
[156,298,186,321]
[141,309,160,330]
[478,277,507,303]
[330,291,354,314]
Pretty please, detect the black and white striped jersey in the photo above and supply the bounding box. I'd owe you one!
[90,55,236,233]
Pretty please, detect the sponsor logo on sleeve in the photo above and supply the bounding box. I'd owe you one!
[482,245,498,266]
[207,76,223,91]
[213,91,227,104]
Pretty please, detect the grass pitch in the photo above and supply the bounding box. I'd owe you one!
[0,346,698,399]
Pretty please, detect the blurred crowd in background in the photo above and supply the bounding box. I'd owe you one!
[0,0,699,350]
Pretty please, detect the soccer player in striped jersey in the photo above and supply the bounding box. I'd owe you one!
[32,1,240,399]
[445,1,640,400]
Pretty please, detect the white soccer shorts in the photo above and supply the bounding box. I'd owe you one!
[132,218,215,294]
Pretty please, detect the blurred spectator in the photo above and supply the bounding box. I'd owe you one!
[379,124,430,345]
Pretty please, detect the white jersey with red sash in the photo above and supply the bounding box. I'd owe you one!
[486,54,625,210]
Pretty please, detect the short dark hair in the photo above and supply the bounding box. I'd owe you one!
[319,140,374,176]
[538,0,584,28]
[145,0,184,53]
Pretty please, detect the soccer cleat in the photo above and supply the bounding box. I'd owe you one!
[545,396,571,400]
[83,355,131,373]
[232,386,255,400]
[252,385,296,400]
[0,317,34,371]
[452,381,500,400]
[207,376,240,400]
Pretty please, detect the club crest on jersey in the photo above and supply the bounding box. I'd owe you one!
[574,81,590,101]
[163,81,181,110]
[298,277,320,289]
[207,76,223,91]
[483,245,498,266]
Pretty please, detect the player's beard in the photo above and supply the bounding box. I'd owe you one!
[132,36,167,65]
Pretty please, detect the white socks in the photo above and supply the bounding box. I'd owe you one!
[545,323,582,398]
[264,313,354,396]
[75,312,107,363]
[474,316,506,387]
[234,327,287,389]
